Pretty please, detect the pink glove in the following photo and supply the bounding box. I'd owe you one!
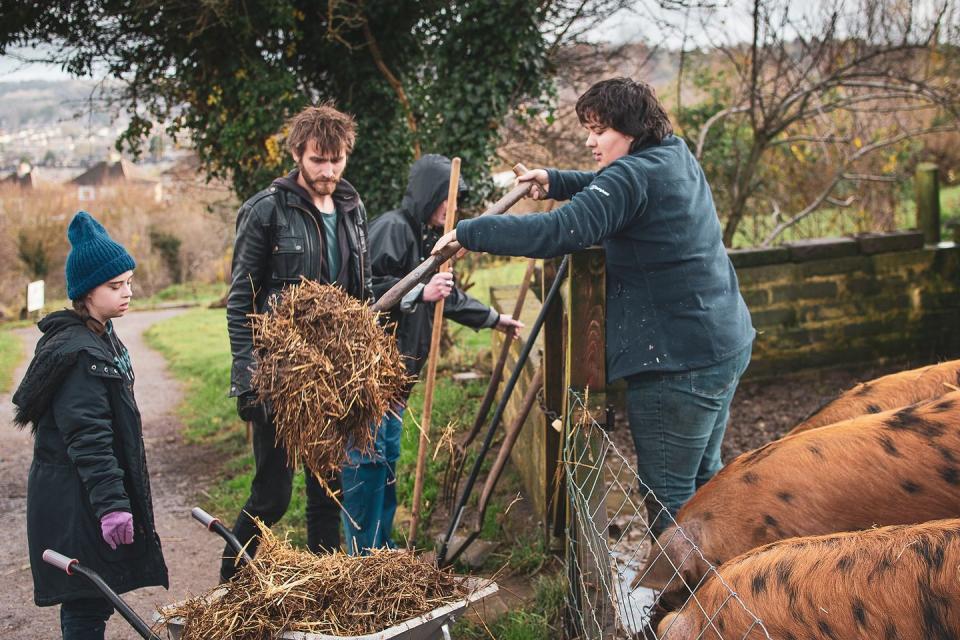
[100,511,135,550]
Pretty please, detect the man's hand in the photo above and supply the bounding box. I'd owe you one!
[422,272,454,302]
[237,393,268,424]
[517,169,550,200]
[495,314,524,339]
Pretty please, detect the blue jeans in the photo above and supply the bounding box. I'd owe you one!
[60,597,113,640]
[626,344,751,535]
[341,410,403,554]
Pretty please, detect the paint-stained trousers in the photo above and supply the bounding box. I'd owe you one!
[626,344,752,535]
[341,410,403,554]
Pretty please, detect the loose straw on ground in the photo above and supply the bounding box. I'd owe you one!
[160,522,469,639]
[250,279,409,477]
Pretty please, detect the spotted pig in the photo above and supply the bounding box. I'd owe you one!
[638,391,960,598]
[791,359,960,434]
[657,519,960,640]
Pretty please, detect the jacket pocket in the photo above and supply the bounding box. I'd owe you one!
[270,235,305,282]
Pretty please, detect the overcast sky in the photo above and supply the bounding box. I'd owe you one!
[0,3,678,83]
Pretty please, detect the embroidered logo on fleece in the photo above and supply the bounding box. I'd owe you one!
[588,184,610,196]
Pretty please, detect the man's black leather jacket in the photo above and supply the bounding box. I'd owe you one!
[226,171,373,398]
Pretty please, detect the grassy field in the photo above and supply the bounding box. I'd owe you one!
[0,328,24,393]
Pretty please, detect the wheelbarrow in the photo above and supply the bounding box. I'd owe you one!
[43,507,498,640]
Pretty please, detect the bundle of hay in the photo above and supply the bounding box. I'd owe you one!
[161,523,469,638]
[250,278,408,476]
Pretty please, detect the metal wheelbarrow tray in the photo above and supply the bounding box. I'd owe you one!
[44,508,498,640]
[156,576,498,640]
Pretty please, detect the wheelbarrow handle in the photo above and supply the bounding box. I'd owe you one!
[191,506,218,529]
[192,507,253,565]
[42,549,162,640]
[42,549,78,575]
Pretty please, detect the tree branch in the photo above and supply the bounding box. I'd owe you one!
[761,124,957,245]
[695,105,750,159]
[361,18,420,159]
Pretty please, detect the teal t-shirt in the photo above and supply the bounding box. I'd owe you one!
[319,207,340,281]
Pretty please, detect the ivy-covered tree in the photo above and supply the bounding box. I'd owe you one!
[1,1,556,213]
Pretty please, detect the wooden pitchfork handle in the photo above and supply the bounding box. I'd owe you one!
[408,157,462,546]
[371,163,534,313]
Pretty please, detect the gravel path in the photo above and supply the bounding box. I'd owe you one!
[0,309,224,639]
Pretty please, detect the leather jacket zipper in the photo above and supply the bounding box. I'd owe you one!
[291,203,323,282]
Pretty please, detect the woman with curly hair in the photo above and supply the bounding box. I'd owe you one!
[433,77,755,533]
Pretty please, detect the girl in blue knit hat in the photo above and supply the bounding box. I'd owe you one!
[13,211,168,639]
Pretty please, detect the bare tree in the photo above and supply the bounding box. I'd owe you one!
[685,0,960,246]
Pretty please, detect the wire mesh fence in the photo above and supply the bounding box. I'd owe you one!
[563,390,771,640]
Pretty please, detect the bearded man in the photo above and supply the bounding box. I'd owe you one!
[222,103,373,580]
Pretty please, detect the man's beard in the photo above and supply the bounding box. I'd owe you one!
[300,165,340,196]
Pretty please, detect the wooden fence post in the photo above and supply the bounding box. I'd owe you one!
[541,257,567,540]
[916,162,941,246]
[563,246,613,638]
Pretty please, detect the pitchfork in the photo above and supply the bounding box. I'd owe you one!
[440,257,536,508]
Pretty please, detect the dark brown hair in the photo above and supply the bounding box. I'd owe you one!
[575,77,674,152]
[72,299,106,335]
[284,102,357,159]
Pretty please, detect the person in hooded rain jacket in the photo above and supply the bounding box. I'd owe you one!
[433,78,755,535]
[13,211,168,640]
[341,154,523,552]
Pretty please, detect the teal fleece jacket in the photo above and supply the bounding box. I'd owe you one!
[456,135,754,381]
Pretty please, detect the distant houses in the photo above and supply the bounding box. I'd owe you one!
[0,156,165,201]
[2,161,33,189]
[70,156,163,202]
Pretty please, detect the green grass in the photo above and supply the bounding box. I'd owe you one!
[139,281,228,306]
[0,328,24,393]
[447,257,529,367]
[942,183,960,237]
[454,572,565,639]
[144,308,242,445]
[396,376,488,547]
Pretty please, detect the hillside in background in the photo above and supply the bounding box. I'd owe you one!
[0,79,134,170]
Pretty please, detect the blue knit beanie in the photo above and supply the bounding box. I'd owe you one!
[65,211,137,300]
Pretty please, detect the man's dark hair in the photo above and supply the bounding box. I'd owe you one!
[575,77,673,152]
[285,102,357,159]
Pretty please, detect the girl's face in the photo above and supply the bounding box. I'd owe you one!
[584,121,634,168]
[86,270,134,323]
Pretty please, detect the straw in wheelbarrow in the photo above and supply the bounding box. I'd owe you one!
[160,521,470,639]
[250,278,409,477]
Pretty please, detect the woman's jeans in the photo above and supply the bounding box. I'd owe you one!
[341,409,403,554]
[626,344,751,535]
[60,597,113,640]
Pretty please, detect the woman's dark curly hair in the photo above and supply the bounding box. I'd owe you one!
[575,77,673,152]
